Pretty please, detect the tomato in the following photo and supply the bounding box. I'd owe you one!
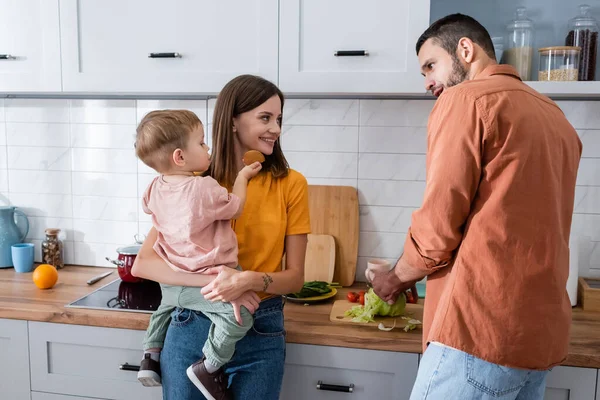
[405,291,414,304]
[347,292,359,303]
[358,290,365,296]
[359,292,365,305]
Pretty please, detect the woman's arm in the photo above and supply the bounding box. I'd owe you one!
[131,227,215,287]
[201,234,307,301]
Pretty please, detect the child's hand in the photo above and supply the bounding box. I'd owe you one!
[239,161,262,180]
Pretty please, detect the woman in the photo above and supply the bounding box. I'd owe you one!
[131,74,310,399]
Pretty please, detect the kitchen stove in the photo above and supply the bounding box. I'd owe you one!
[66,278,162,313]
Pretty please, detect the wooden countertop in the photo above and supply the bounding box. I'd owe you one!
[1,265,599,369]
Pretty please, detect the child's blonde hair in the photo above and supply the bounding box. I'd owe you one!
[135,109,202,172]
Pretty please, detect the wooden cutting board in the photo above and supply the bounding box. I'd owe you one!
[308,185,359,286]
[329,299,424,330]
[304,234,336,283]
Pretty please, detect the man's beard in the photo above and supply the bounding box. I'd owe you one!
[446,54,468,88]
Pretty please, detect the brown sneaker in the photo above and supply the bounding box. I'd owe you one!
[137,353,161,387]
[186,357,231,400]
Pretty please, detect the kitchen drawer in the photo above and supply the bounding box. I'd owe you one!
[281,344,418,400]
[29,322,161,400]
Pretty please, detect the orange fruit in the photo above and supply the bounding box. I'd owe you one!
[32,264,58,289]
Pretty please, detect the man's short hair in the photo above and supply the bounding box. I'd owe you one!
[416,13,496,60]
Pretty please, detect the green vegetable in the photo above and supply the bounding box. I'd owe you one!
[287,281,332,298]
[344,289,406,323]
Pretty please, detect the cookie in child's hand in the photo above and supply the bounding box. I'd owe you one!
[243,150,265,165]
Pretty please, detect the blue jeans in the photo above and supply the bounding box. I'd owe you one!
[161,296,286,400]
[410,343,550,400]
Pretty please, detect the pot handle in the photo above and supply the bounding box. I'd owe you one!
[105,257,125,267]
[13,209,29,242]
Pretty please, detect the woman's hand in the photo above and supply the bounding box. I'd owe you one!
[200,266,250,303]
[230,290,261,325]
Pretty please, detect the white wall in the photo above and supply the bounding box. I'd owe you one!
[1,98,598,281]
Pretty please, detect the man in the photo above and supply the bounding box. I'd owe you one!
[371,14,582,399]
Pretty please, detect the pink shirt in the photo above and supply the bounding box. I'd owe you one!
[142,175,241,273]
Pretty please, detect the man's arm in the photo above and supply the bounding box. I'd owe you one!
[374,92,487,301]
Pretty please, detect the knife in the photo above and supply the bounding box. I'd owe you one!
[87,271,114,285]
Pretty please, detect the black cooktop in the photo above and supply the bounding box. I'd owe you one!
[66,278,162,313]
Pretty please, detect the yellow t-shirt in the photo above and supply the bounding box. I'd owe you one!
[232,169,311,296]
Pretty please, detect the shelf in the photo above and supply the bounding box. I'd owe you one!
[525,81,600,99]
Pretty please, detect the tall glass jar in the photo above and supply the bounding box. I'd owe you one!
[42,228,64,269]
[565,4,599,81]
[502,7,535,81]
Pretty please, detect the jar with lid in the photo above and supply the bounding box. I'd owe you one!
[565,4,598,81]
[538,46,581,81]
[502,7,535,80]
[41,228,64,269]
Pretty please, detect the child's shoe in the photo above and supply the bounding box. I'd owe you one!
[186,357,231,400]
[137,353,161,387]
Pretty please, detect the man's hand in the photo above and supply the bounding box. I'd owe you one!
[371,268,416,305]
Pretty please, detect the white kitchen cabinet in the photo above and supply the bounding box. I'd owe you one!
[59,0,278,93]
[0,319,31,400]
[544,366,598,400]
[28,322,162,400]
[281,343,419,400]
[0,0,61,92]
[279,0,430,95]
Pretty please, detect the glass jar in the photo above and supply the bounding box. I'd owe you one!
[538,46,581,81]
[503,7,535,80]
[41,228,64,269]
[565,4,599,81]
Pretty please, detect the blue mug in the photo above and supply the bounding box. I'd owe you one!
[11,243,35,273]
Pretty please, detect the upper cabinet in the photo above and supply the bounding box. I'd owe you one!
[0,0,61,92]
[279,0,430,95]
[59,0,279,93]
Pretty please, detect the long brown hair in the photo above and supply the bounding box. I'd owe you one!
[210,75,289,187]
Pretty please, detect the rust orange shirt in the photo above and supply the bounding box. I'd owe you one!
[402,65,582,370]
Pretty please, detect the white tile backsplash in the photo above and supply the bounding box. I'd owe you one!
[360,100,434,127]
[73,220,138,244]
[9,193,73,218]
[136,100,208,125]
[72,172,137,198]
[70,100,136,124]
[286,152,358,179]
[281,125,359,152]
[0,146,6,169]
[8,170,72,194]
[7,147,71,171]
[2,97,600,277]
[71,148,138,173]
[359,126,427,154]
[5,99,70,123]
[284,99,359,126]
[6,123,70,147]
[0,123,5,145]
[358,153,426,181]
[71,124,136,149]
[73,196,138,222]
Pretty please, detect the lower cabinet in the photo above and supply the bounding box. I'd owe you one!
[2,320,599,400]
[28,322,162,400]
[0,319,31,400]
[281,343,419,400]
[544,366,598,400]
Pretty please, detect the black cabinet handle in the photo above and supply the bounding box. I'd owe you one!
[0,54,16,60]
[119,363,140,372]
[334,50,369,57]
[148,52,182,58]
[316,380,355,393]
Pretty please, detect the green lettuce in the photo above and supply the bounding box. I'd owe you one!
[344,289,406,323]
